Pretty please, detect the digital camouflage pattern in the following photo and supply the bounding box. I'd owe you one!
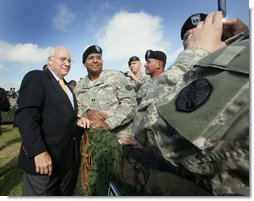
[135,72,169,106]
[136,35,249,195]
[138,47,210,109]
[128,72,151,93]
[75,69,137,138]
[133,47,210,155]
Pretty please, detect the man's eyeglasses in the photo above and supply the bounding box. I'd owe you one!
[50,56,72,64]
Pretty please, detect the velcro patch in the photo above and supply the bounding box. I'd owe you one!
[175,79,213,112]
[125,84,133,91]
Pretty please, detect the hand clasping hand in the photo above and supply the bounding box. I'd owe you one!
[77,117,92,129]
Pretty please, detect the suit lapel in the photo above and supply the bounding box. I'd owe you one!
[45,69,77,114]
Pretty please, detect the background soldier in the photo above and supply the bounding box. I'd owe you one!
[124,56,151,93]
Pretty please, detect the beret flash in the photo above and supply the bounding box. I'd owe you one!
[180,13,207,40]
[145,49,167,64]
[82,45,102,63]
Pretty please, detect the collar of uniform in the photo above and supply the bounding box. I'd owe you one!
[84,70,105,88]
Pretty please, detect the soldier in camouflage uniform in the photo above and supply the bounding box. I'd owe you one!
[74,45,137,195]
[133,12,249,195]
[119,50,170,146]
[134,49,168,105]
[128,34,211,151]
[124,56,151,93]
[75,45,137,139]
[116,15,214,195]
[117,39,213,195]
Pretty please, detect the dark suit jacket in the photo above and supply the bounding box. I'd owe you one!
[15,69,80,175]
[0,87,10,120]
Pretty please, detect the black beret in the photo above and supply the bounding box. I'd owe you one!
[128,56,140,66]
[180,13,207,40]
[82,45,102,63]
[145,50,167,64]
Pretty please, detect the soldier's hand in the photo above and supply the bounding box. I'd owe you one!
[91,119,111,130]
[186,11,226,53]
[86,110,107,121]
[77,117,91,129]
[34,151,53,176]
[118,137,143,149]
[128,71,140,82]
[223,18,249,37]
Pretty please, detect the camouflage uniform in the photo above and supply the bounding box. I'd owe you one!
[136,34,249,195]
[112,47,213,196]
[74,69,137,195]
[139,47,210,108]
[133,47,210,155]
[127,72,151,93]
[75,69,137,138]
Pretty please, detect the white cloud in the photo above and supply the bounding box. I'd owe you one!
[52,4,75,31]
[0,80,20,91]
[0,41,51,66]
[0,41,13,62]
[96,11,172,63]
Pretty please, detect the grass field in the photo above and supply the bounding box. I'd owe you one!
[0,124,23,196]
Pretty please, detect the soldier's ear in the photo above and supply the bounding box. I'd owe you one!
[157,61,163,69]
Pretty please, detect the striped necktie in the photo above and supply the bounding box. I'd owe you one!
[58,78,67,94]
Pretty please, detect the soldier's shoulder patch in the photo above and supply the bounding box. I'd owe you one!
[175,79,213,112]
[125,84,133,91]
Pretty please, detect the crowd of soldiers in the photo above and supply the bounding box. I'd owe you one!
[73,11,249,196]
[13,10,249,196]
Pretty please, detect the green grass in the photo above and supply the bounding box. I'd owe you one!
[0,124,23,196]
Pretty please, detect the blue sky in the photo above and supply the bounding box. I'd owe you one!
[0,0,250,90]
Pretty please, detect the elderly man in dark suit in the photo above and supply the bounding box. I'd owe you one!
[15,46,90,196]
[0,87,10,135]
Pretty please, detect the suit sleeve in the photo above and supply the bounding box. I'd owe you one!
[15,71,47,159]
[105,74,137,130]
